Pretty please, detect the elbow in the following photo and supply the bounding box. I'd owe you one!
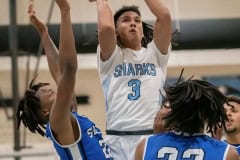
[63,61,78,74]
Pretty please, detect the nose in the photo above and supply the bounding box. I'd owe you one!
[226,109,231,117]
[130,21,136,27]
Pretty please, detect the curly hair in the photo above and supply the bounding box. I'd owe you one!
[114,5,153,48]
[163,75,228,136]
[16,75,49,137]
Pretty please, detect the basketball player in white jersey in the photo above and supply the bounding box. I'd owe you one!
[89,0,172,159]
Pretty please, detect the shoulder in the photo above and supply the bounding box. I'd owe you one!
[97,44,120,62]
[226,145,239,160]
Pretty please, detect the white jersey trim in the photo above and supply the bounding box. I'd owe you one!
[223,144,230,160]
[48,113,82,147]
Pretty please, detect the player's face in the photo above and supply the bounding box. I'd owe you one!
[116,11,144,48]
[224,101,240,134]
[35,85,56,116]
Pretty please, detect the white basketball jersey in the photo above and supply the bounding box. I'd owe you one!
[97,41,170,131]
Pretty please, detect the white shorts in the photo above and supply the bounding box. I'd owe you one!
[104,135,148,160]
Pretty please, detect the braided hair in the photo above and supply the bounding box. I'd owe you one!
[114,5,153,48]
[163,74,228,136]
[16,75,49,137]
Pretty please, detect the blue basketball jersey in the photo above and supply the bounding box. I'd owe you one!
[144,132,230,160]
[46,112,112,160]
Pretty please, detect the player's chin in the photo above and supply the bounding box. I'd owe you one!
[225,124,234,130]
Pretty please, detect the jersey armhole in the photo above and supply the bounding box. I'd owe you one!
[223,144,230,160]
[48,113,82,148]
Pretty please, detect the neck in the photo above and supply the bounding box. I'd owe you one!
[225,132,240,144]
[125,44,141,50]
[121,41,142,50]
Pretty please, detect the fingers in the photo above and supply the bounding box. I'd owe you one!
[153,111,164,134]
[28,0,36,24]
[28,0,36,25]
[28,0,35,15]
[27,2,47,35]
[211,126,223,140]
[153,108,171,134]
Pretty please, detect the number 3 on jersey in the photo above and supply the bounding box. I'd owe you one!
[128,79,141,100]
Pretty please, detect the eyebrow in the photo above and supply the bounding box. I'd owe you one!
[228,104,238,109]
[120,14,141,19]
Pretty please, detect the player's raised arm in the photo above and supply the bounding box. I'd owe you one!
[90,0,116,61]
[28,0,61,84]
[145,0,172,54]
[49,0,77,140]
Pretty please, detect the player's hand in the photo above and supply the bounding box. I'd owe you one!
[153,103,171,134]
[211,125,223,140]
[28,0,47,35]
[153,111,166,134]
[153,111,167,134]
[28,0,35,16]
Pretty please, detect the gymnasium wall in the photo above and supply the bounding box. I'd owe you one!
[0,0,240,132]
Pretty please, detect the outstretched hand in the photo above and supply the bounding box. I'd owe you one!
[153,105,171,134]
[211,125,223,140]
[28,0,47,35]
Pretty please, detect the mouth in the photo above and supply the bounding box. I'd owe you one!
[129,29,136,33]
[226,119,233,125]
